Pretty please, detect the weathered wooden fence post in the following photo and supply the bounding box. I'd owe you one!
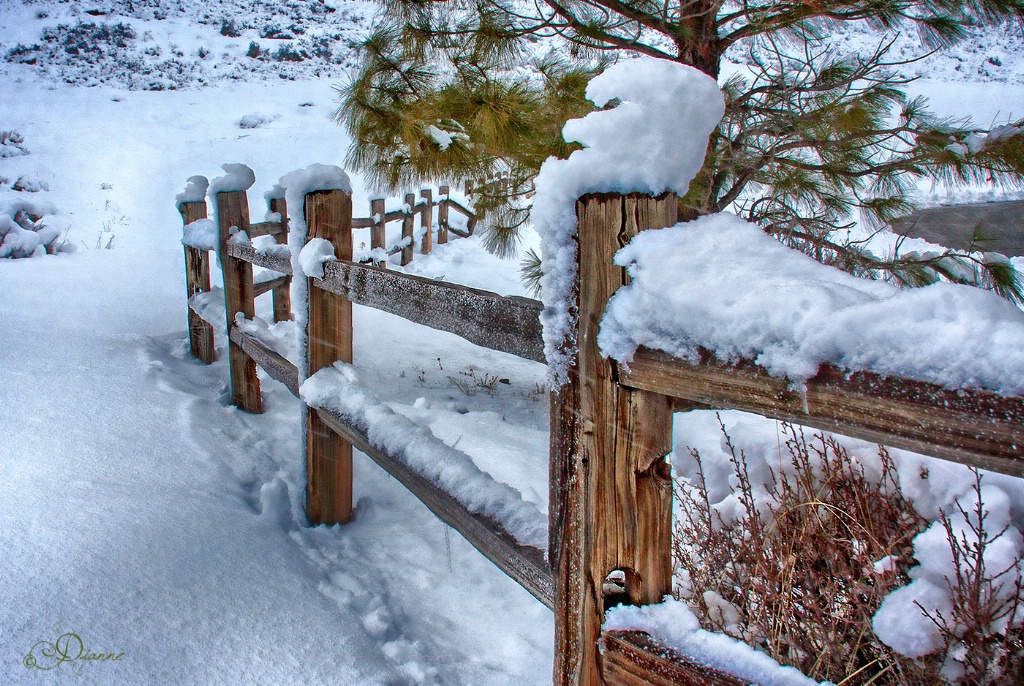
[304,189,354,525]
[465,180,478,235]
[437,185,450,245]
[420,188,433,255]
[269,196,291,323]
[370,197,386,267]
[217,189,263,413]
[180,200,215,365]
[551,192,678,685]
[402,192,415,266]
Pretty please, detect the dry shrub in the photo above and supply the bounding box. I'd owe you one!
[674,418,1024,684]
[674,418,930,684]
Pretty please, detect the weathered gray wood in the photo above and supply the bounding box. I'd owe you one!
[253,274,289,297]
[314,260,545,363]
[619,347,1024,478]
[225,243,292,274]
[438,185,449,244]
[313,405,554,608]
[601,632,752,686]
[553,192,677,686]
[180,200,215,365]
[304,189,354,526]
[217,190,263,414]
[402,192,415,266]
[229,326,300,397]
[420,188,433,255]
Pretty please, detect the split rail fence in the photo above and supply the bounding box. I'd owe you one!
[179,178,1024,686]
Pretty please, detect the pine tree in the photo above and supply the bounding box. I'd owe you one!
[336,0,1024,301]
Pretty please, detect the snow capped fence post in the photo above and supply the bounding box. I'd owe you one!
[303,188,354,525]
[402,192,415,266]
[179,200,216,365]
[437,185,449,245]
[419,188,433,255]
[269,196,292,323]
[370,198,386,267]
[217,189,264,414]
[551,192,678,686]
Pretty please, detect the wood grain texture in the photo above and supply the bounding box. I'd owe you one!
[402,192,415,266]
[269,197,291,323]
[619,348,1024,478]
[371,198,386,262]
[554,193,677,686]
[217,190,263,413]
[253,274,288,297]
[438,185,449,244]
[247,220,286,239]
[180,201,215,365]
[304,189,354,526]
[314,406,554,608]
[420,188,432,255]
[225,243,292,273]
[601,632,751,686]
[229,326,300,397]
[315,260,545,363]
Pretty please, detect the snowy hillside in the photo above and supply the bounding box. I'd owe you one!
[2,1,1023,684]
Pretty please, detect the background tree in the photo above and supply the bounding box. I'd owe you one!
[336,0,1024,301]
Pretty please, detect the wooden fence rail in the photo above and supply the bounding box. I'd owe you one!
[179,175,1024,686]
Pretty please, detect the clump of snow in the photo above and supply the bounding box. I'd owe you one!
[176,175,209,207]
[0,206,63,258]
[423,124,468,151]
[235,313,298,363]
[207,163,256,198]
[251,234,290,258]
[0,130,29,158]
[874,483,1024,667]
[604,598,822,686]
[228,229,251,246]
[276,163,351,381]
[301,362,548,550]
[532,57,724,385]
[238,113,274,129]
[298,237,336,278]
[181,218,217,250]
[599,212,1024,395]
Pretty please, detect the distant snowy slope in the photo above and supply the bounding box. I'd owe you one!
[0,0,376,89]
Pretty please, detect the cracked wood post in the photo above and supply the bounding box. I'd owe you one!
[402,192,415,266]
[437,185,449,244]
[217,189,263,413]
[420,188,433,255]
[180,200,215,364]
[269,196,291,323]
[551,192,677,686]
[371,198,386,268]
[304,189,354,525]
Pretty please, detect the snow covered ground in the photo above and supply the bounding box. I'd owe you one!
[0,76,552,684]
[2,1,1024,684]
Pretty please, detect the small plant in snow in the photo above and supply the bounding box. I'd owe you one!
[0,130,29,158]
[675,418,1024,684]
[448,366,500,396]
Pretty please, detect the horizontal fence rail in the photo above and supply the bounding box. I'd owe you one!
[619,347,1024,478]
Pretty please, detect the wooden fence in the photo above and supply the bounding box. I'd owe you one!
[178,179,1024,686]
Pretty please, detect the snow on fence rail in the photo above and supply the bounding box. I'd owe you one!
[178,172,1024,686]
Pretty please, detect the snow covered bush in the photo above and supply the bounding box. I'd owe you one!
[0,207,63,258]
[0,130,29,158]
[673,418,1024,685]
